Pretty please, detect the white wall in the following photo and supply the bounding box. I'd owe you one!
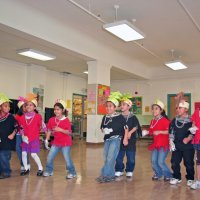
[111,77,200,115]
[0,58,87,115]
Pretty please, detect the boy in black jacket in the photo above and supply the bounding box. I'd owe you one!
[169,100,194,186]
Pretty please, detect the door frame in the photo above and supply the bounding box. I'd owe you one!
[167,93,191,119]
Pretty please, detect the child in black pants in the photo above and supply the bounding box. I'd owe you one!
[169,100,194,186]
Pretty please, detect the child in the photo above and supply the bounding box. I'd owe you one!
[115,93,141,178]
[96,91,127,183]
[19,93,46,176]
[169,100,194,186]
[0,93,17,179]
[187,108,200,189]
[142,100,171,181]
[15,96,30,174]
[43,99,76,179]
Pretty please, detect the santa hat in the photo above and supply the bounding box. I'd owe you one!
[55,99,66,109]
[25,93,38,107]
[0,93,11,106]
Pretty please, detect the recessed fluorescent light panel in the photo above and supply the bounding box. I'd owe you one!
[17,49,56,61]
[165,60,188,70]
[103,20,145,42]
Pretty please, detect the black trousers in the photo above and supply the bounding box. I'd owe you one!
[171,148,195,180]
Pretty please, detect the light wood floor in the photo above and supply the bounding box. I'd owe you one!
[0,139,199,200]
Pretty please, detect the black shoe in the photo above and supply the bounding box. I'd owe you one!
[37,170,43,176]
[0,174,10,179]
[20,169,30,176]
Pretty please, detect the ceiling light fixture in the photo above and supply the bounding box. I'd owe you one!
[165,49,188,70]
[17,48,56,61]
[103,5,145,42]
[83,71,88,74]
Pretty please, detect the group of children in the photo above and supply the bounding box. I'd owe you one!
[1,91,200,190]
[97,91,200,190]
[0,93,76,179]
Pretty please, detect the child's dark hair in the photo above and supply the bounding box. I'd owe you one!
[161,109,169,120]
[54,103,68,116]
[17,106,24,116]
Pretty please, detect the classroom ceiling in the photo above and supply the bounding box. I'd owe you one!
[0,0,200,80]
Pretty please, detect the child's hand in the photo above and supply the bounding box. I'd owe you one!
[53,126,63,132]
[123,138,128,146]
[127,132,132,139]
[183,137,190,144]
[8,134,14,140]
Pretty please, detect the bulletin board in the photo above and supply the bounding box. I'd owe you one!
[130,96,142,114]
[97,84,110,115]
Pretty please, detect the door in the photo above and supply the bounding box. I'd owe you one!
[72,94,87,139]
[167,93,191,120]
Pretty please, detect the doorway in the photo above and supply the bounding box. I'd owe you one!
[72,94,87,139]
[167,93,191,120]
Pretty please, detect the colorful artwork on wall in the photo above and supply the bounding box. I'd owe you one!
[97,84,110,115]
[130,96,142,114]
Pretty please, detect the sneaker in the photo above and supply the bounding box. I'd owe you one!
[43,171,53,177]
[20,169,30,176]
[190,180,200,190]
[66,174,76,179]
[164,177,171,182]
[0,174,10,179]
[126,172,133,178]
[27,164,31,170]
[99,176,115,183]
[20,166,25,171]
[37,170,43,176]
[115,171,123,177]
[152,174,160,181]
[170,178,182,185]
[95,176,104,182]
[187,180,193,187]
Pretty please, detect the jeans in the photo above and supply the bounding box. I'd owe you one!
[171,148,194,180]
[16,134,29,167]
[45,145,76,175]
[0,150,11,175]
[115,150,136,172]
[151,148,172,178]
[101,138,121,178]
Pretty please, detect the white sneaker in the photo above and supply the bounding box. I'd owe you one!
[115,171,123,177]
[190,180,200,190]
[187,180,193,187]
[66,174,76,179]
[43,171,53,177]
[20,166,25,171]
[126,172,133,178]
[170,178,182,185]
[27,164,31,170]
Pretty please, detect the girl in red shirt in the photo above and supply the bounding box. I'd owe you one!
[20,93,46,176]
[143,100,171,181]
[43,99,76,179]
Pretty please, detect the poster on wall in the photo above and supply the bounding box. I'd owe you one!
[130,96,142,114]
[97,84,110,115]
[33,87,44,113]
[87,84,96,114]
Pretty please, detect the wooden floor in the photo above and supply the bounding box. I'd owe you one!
[0,138,199,200]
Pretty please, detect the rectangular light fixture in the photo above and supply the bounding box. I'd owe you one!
[83,71,88,74]
[17,48,56,61]
[165,60,188,70]
[103,20,145,42]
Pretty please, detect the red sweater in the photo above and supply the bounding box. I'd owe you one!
[19,113,42,142]
[148,117,170,151]
[191,109,200,144]
[47,117,72,147]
